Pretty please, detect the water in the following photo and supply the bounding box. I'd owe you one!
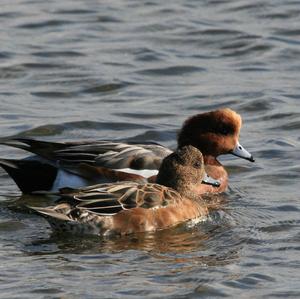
[0,0,299,297]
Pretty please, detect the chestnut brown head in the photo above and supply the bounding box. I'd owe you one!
[177,108,254,162]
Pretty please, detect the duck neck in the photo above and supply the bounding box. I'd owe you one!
[203,154,228,192]
[203,154,221,166]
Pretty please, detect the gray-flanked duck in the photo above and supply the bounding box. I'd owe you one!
[0,108,254,194]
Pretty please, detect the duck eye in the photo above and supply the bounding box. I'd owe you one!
[193,161,202,168]
[221,128,228,134]
[218,125,232,135]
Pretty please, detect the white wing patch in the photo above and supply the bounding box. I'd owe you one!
[114,168,159,178]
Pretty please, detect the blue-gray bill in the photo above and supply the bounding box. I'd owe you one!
[230,141,255,162]
[202,173,220,187]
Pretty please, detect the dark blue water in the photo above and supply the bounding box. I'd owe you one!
[0,0,299,298]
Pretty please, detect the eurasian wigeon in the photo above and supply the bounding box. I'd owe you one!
[0,108,254,193]
[29,146,220,235]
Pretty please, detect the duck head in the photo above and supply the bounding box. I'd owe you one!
[156,145,220,200]
[177,108,254,162]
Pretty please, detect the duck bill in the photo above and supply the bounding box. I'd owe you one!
[230,141,255,162]
[202,173,220,188]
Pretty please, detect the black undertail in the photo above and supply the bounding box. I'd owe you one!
[0,158,58,193]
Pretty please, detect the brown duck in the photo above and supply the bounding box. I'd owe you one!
[30,145,220,236]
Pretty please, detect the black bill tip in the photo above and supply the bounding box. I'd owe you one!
[248,156,255,162]
[202,173,221,188]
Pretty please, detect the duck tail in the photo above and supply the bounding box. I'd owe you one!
[0,158,57,193]
[0,137,67,158]
[29,204,78,234]
[29,204,102,235]
[28,204,72,221]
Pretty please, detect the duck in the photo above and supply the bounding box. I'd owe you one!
[0,108,254,194]
[29,146,221,236]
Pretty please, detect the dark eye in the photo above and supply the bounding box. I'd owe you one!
[193,161,202,168]
[218,124,233,135]
[220,128,229,135]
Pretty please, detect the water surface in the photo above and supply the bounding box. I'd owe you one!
[0,0,299,298]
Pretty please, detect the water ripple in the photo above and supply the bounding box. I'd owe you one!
[0,0,299,298]
[17,19,74,29]
[32,50,85,58]
[82,83,128,94]
[138,65,206,76]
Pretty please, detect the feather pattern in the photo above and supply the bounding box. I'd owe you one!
[59,181,182,216]
[29,146,217,235]
[53,141,172,169]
